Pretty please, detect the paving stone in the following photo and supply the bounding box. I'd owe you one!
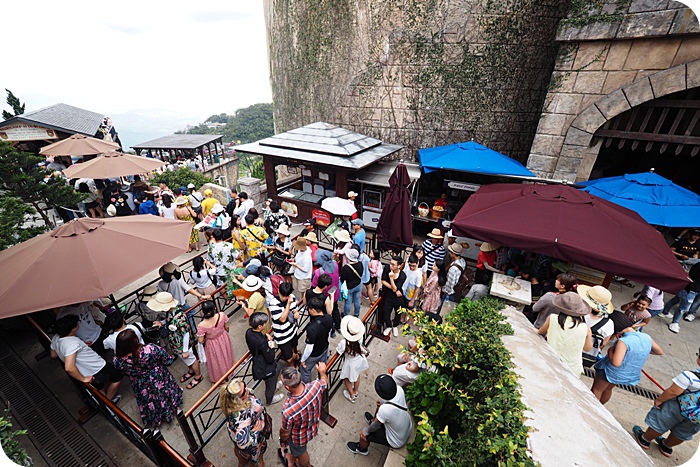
[618,11,676,38]
[625,37,681,70]
[602,70,638,94]
[622,77,654,108]
[527,153,559,173]
[564,126,594,147]
[669,8,700,34]
[595,89,631,120]
[671,36,700,67]
[571,104,607,134]
[603,40,632,71]
[649,64,687,98]
[573,71,606,94]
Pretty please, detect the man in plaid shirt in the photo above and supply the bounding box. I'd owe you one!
[279,363,328,467]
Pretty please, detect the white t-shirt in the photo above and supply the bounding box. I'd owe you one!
[159,204,176,219]
[189,192,203,208]
[190,269,215,289]
[57,303,102,344]
[402,266,423,300]
[672,369,700,392]
[158,277,192,307]
[583,314,615,357]
[293,249,313,280]
[376,385,413,448]
[235,199,255,225]
[103,324,144,352]
[51,335,105,376]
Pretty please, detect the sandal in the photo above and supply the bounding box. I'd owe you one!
[187,375,204,389]
[180,371,195,383]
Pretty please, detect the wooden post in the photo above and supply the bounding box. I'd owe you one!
[264,157,278,198]
[176,409,213,467]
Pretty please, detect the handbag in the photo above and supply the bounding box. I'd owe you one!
[260,411,273,439]
[197,342,207,363]
[340,281,349,300]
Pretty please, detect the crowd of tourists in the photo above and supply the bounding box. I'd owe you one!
[47,172,700,464]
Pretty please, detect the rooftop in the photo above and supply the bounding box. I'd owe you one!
[0,103,105,136]
[132,134,224,150]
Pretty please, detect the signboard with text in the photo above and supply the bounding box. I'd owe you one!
[0,123,58,141]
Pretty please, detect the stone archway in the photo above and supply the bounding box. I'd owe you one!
[551,59,700,182]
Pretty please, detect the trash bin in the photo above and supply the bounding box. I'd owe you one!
[214,154,221,164]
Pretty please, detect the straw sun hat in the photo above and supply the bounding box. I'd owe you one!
[147,292,178,311]
[427,228,443,239]
[577,285,614,315]
[340,315,365,342]
[479,242,499,252]
[242,275,263,292]
[334,230,352,243]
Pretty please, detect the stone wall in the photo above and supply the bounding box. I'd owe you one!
[202,156,239,190]
[526,1,700,181]
[264,0,569,164]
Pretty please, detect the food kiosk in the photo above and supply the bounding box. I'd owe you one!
[231,122,403,228]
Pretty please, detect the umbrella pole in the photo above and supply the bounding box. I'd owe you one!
[109,294,119,312]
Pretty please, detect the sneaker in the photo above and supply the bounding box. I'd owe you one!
[276,380,284,391]
[657,437,673,457]
[383,327,392,336]
[392,327,399,337]
[269,393,285,405]
[364,412,373,425]
[632,426,650,450]
[347,442,369,456]
[659,312,673,319]
[669,322,680,333]
[111,395,122,405]
[684,314,696,322]
[343,389,353,402]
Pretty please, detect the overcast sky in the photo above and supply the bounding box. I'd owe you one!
[1,1,271,149]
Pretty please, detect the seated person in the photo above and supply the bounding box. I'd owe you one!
[50,315,123,403]
[347,375,413,456]
[102,312,144,352]
[466,269,492,301]
[56,301,107,355]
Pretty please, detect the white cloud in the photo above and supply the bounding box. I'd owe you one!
[1,1,271,148]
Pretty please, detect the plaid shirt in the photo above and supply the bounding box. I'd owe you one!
[444,258,465,295]
[281,379,327,447]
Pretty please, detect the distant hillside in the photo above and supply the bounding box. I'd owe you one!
[177,103,273,143]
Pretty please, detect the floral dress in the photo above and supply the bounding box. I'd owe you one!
[113,344,183,427]
[176,209,199,245]
[421,273,442,313]
[226,395,268,465]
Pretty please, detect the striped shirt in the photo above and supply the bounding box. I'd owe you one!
[269,297,299,345]
[281,379,327,447]
[672,369,700,393]
[421,239,445,271]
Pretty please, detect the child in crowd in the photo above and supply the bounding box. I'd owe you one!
[189,256,218,296]
[368,249,383,301]
[622,296,653,330]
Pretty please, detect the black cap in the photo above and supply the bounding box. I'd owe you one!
[374,374,397,400]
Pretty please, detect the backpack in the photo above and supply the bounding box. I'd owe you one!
[452,262,475,300]
[270,274,285,297]
[677,371,700,424]
[582,317,610,368]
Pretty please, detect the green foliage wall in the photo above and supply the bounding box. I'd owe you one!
[402,298,536,466]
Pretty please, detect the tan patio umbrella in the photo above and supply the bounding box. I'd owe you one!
[39,134,120,157]
[62,151,166,178]
[0,216,193,318]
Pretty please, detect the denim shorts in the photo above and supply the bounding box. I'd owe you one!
[645,400,700,441]
[288,439,307,457]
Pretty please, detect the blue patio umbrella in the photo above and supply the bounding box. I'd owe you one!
[579,172,700,227]
[417,140,535,177]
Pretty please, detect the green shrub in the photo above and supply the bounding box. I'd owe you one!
[0,408,31,466]
[151,168,213,191]
[403,297,536,467]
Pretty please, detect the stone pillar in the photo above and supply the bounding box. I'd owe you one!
[238,176,263,210]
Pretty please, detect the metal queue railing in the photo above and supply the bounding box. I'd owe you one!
[176,298,383,464]
[25,316,191,467]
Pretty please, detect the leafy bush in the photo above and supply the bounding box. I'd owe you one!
[0,408,31,466]
[151,168,213,191]
[403,297,536,467]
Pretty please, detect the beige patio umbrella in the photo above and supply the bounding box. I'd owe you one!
[39,133,120,157]
[0,216,193,318]
[62,151,166,178]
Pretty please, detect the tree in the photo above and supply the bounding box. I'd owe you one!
[0,196,46,250]
[0,141,84,232]
[206,113,229,124]
[226,103,274,143]
[2,89,25,121]
[151,167,214,191]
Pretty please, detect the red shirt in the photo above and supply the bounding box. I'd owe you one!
[281,379,327,447]
[476,250,496,270]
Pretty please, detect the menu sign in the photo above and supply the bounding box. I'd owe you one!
[0,123,58,141]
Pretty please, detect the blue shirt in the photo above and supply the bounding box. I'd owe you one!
[595,331,652,386]
[353,228,366,250]
[139,200,158,216]
[360,252,371,284]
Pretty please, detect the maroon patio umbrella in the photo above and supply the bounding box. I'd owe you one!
[0,216,193,318]
[376,163,413,251]
[451,183,689,293]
